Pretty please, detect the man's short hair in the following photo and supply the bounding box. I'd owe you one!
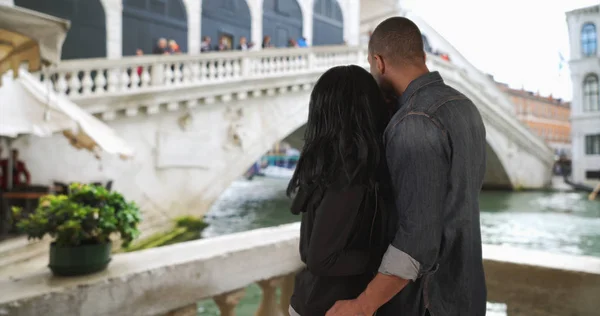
[369,17,425,65]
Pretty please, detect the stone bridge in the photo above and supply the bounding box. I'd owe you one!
[11,45,553,240]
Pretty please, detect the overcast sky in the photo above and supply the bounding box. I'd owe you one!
[401,0,600,100]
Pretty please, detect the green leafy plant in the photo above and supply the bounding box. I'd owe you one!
[12,183,142,247]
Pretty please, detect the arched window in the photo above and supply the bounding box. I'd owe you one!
[581,23,597,57]
[15,0,107,59]
[263,0,303,48]
[122,0,188,56]
[201,0,251,51]
[583,74,599,112]
[313,0,344,46]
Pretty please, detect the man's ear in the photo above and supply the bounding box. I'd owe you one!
[375,54,385,75]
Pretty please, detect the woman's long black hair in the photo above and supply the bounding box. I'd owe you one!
[287,65,391,197]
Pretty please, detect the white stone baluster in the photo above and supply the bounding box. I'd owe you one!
[81,71,94,95]
[208,61,217,81]
[213,288,246,316]
[256,277,284,316]
[55,73,68,95]
[120,68,131,91]
[268,58,276,75]
[130,68,140,90]
[276,57,284,74]
[190,62,200,83]
[308,53,316,71]
[107,69,119,93]
[165,64,174,85]
[94,70,107,94]
[182,62,193,84]
[67,72,81,96]
[241,57,251,78]
[259,58,267,75]
[281,57,289,73]
[224,60,234,79]
[173,63,183,85]
[151,63,165,87]
[256,58,265,75]
[140,66,151,88]
[199,61,207,82]
[232,59,241,79]
[290,56,298,73]
[217,60,227,80]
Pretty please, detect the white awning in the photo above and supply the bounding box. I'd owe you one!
[0,5,70,82]
[0,69,134,159]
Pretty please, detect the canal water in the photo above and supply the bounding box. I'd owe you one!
[197,177,600,315]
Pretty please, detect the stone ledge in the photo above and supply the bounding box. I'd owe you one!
[0,223,302,316]
[484,245,600,316]
[2,223,599,316]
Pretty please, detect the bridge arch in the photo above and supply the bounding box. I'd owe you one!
[201,0,252,50]
[14,0,107,59]
[122,0,188,56]
[281,122,514,190]
[312,0,344,45]
[262,0,303,47]
[483,130,513,189]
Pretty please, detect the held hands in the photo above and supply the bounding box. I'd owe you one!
[325,299,372,316]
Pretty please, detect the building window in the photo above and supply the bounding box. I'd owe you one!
[583,74,600,112]
[582,23,597,56]
[585,134,600,155]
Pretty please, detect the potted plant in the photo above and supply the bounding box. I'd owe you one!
[12,183,142,276]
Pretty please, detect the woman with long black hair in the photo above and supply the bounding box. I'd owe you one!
[288,65,392,316]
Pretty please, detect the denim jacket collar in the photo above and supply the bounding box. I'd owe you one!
[399,71,444,107]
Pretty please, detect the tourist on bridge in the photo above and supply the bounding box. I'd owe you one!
[168,40,181,54]
[262,35,274,48]
[237,36,250,51]
[152,38,168,55]
[216,36,230,51]
[297,37,308,47]
[287,65,391,316]
[326,17,487,316]
[201,36,212,52]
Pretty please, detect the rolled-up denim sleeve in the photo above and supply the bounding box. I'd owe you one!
[379,114,450,281]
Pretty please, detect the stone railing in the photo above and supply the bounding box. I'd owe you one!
[38,46,364,101]
[426,55,554,166]
[38,46,550,161]
[1,223,600,316]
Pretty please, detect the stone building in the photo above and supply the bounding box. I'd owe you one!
[496,82,571,158]
[566,4,600,185]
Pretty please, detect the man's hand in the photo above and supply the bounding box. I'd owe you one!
[325,299,370,316]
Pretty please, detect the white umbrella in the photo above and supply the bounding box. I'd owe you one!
[0,5,70,84]
[0,5,133,189]
[0,4,69,190]
[0,69,135,156]
[0,70,135,189]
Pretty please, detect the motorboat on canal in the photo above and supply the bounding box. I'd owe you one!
[244,147,299,180]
